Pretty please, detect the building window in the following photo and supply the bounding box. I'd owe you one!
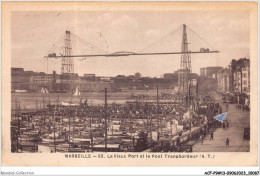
[243,81,247,85]
[243,73,246,78]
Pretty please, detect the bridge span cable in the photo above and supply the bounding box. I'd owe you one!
[47,33,65,55]
[186,25,215,50]
[70,33,109,54]
[50,37,65,56]
[44,33,65,73]
[139,25,182,53]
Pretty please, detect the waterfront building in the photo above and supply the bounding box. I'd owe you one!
[216,68,231,93]
[29,74,54,92]
[12,68,35,91]
[200,66,223,79]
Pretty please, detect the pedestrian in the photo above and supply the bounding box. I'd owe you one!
[200,135,203,145]
[226,104,229,111]
[220,121,222,128]
[223,122,225,129]
[210,131,214,140]
[226,138,229,148]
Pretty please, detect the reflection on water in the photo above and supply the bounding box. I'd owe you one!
[11,92,129,110]
[11,90,175,110]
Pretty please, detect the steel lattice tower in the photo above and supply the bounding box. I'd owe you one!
[178,24,191,94]
[180,24,191,72]
[61,31,74,74]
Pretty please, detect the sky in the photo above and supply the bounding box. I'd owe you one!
[11,10,250,77]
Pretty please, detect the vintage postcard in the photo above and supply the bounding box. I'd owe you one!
[1,1,258,166]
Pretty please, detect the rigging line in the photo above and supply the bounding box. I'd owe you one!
[73,32,80,56]
[47,33,65,55]
[73,35,108,54]
[70,33,109,54]
[71,36,94,53]
[186,25,215,50]
[50,36,63,53]
[71,34,107,54]
[50,35,65,55]
[139,25,182,53]
[98,32,109,51]
[72,37,101,55]
[139,25,183,53]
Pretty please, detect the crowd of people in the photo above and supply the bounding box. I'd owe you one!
[127,92,182,101]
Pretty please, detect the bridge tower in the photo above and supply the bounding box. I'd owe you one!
[178,24,191,94]
[61,31,74,74]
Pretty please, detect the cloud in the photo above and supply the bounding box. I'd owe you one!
[110,15,139,29]
[144,29,160,38]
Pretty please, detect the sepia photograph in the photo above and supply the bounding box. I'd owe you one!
[1,1,258,167]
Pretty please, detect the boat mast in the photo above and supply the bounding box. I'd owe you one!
[42,95,45,123]
[17,101,21,152]
[49,95,51,106]
[69,93,72,151]
[90,111,93,152]
[149,105,152,142]
[104,88,108,152]
[54,94,59,153]
[157,86,159,141]
[36,98,38,111]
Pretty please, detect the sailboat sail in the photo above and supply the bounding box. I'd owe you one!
[73,86,80,96]
[40,87,45,94]
[45,88,49,93]
[61,101,79,106]
[41,87,49,94]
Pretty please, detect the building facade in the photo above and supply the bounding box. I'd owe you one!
[29,74,54,92]
[242,66,250,93]
[231,58,250,94]
[11,68,34,91]
[200,66,223,79]
[80,81,114,92]
[216,68,231,93]
[12,68,180,93]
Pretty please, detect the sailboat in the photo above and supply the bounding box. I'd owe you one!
[73,86,80,96]
[45,88,49,93]
[61,101,79,106]
[40,87,49,94]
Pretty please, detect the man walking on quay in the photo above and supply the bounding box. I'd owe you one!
[226,138,229,148]
[210,131,214,140]
[200,135,204,145]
